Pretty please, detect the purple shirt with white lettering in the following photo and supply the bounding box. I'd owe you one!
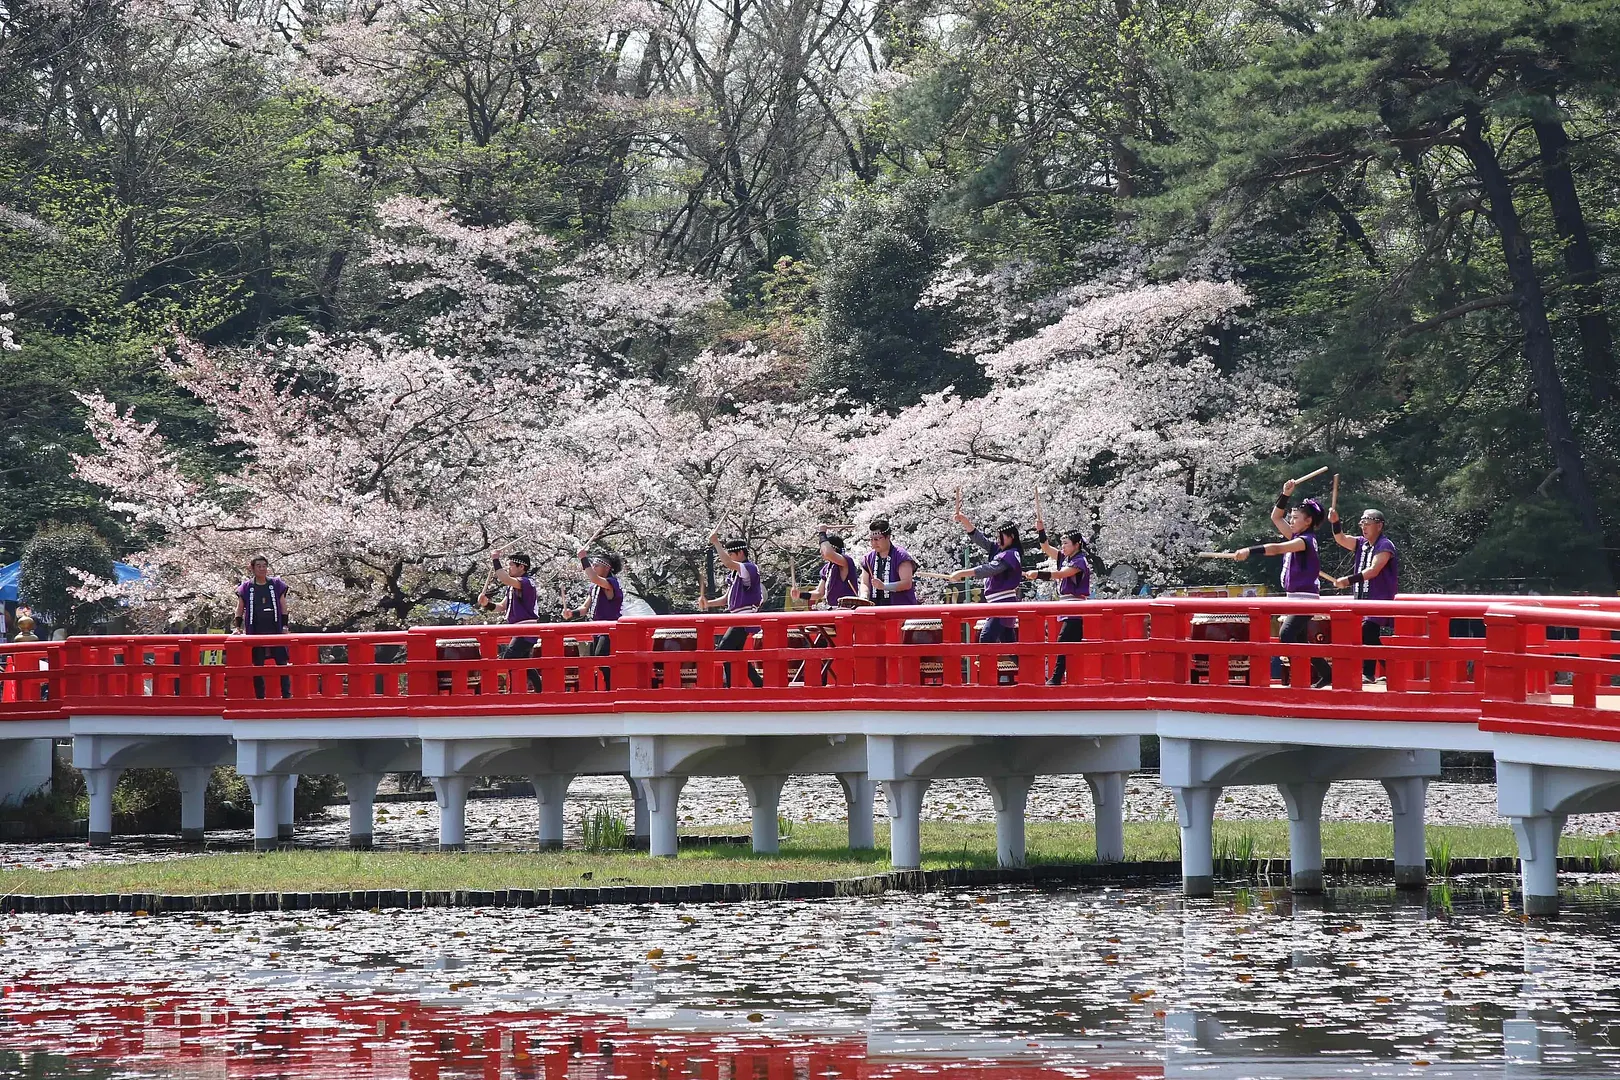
[1059,551,1090,599]
[983,547,1022,602]
[864,545,918,606]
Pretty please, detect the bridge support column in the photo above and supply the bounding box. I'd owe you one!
[83,767,122,848]
[343,772,382,850]
[1383,776,1429,889]
[431,775,470,851]
[175,765,211,845]
[638,776,685,858]
[1279,781,1329,894]
[883,778,930,870]
[628,775,650,850]
[531,774,572,850]
[277,774,298,841]
[984,775,1032,868]
[741,774,787,854]
[1174,786,1220,897]
[1086,771,1126,862]
[838,772,876,850]
[1512,815,1565,916]
[244,774,282,851]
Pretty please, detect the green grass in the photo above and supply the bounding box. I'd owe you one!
[0,820,1557,896]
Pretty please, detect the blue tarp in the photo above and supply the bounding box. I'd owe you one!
[0,561,144,603]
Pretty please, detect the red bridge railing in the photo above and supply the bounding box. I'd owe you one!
[1483,604,1620,742]
[2,596,1617,730]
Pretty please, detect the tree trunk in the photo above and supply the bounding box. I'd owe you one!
[1533,115,1617,406]
[1458,111,1615,587]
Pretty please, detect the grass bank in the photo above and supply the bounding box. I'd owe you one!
[0,820,1551,896]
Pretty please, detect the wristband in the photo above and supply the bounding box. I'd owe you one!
[1331,520,1343,534]
[1348,571,1364,584]
[1035,528,1048,545]
[580,556,592,569]
[1274,493,1290,510]
[1247,545,1266,559]
[1035,570,1054,581]
[492,555,503,570]
[233,615,244,629]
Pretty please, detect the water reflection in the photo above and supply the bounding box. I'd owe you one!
[1,885,1618,1078]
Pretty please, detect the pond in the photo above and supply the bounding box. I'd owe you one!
[2,883,1619,1078]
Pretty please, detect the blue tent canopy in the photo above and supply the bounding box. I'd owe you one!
[0,561,144,603]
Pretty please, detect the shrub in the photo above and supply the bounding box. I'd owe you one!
[19,523,117,635]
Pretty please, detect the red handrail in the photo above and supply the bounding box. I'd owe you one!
[1481,604,1620,742]
[0,596,1614,729]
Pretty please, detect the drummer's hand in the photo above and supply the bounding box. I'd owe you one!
[1281,478,1297,496]
[562,607,575,620]
[696,595,709,611]
[707,529,721,547]
[1231,548,1248,562]
[1327,507,1338,525]
[1333,576,1351,590]
[576,546,589,561]
[948,568,973,582]
[1033,513,1045,532]
[477,592,491,607]
[953,508,974,531]
[1022,570,1039,580]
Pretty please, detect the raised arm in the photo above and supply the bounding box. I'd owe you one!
[709,531,746,573]
[1270,478,1298,538]
[1327,507,1357,551]
[1233,536,1307,561]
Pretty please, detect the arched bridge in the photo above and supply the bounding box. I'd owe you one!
[3,595,1617,913]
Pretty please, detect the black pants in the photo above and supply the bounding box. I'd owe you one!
[590,633,612,691]
[717,625,763,688]
[1274,615,1331,686]
[978,615,1019,680]
[1050,618,1085,685]
[1363,620,1386,681]
[502,636,544,693]
[251,643,291,699]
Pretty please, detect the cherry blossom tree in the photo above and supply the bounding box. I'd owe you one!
[844,279,1288,588]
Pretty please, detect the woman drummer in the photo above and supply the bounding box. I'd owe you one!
[946,496,1022,645]
[1025,512,1089,685]
[806,527,858,609]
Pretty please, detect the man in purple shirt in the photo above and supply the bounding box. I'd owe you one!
[479,551,542,692]
[1234,479,1330,687]
[233,556,291,699]
[698,532,764,688]
[804,528,858,608]
[563,548,622,690]
[860,520,918,605]
[1329,506,1400,682]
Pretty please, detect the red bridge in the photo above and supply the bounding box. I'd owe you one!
[2,596,1618,912]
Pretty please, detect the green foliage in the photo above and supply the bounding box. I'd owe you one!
[581,806,629,852]
[19,523,115,635]
[812,183,982,408]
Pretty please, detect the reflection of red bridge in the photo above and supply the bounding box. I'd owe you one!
[2,597,1619,912]
[0,984,1156,1080]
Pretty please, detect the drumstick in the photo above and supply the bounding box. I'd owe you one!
[915,570,958,580]
[1319,570,1342,588]
[1289,465,1330,487]
[1330,474,1339,515]
[1195,551,1239,560]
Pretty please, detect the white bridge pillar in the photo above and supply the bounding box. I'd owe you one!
[883,778,930,870]
[1279,781,1329,894]
[741,774,787,854]
[343,772,382,849]
[1513,815,1565,916]
[628,774,650,850]
[243,774,281,851]
[277,773,298,841]
[1173,786,1220,897]
[1086,771,1127,862]
[431,775,470,851]
[984,774,1032,868]
[83,767,122,849]
[639,775,686,858]
[1383,776,1429,889]
[838,772,876,850]
[175,765,211,845]
[531,773,572,850]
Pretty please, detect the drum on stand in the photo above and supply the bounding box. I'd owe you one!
[434,638,482,695]
[750,626,816,684]
[562,637,582,693]
[971,619,1021,686]
[901,618,945,686]
[1190,613,1250,685]
[651,627,698,690]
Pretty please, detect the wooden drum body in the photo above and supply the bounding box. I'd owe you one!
[651,627,699,690]
[902,619,945,686]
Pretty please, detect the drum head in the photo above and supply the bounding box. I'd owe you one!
[836,596,875,609]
